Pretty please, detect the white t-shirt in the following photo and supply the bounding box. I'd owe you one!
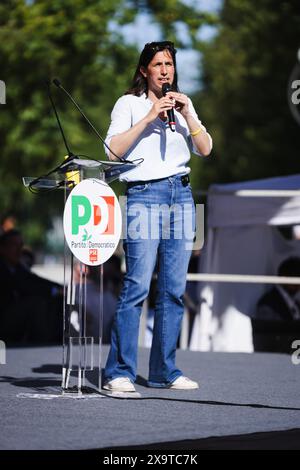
[104,93,212,182]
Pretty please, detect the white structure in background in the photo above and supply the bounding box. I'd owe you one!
[0,80,5,104]
[0,340,6,365]
[190,174,300,352]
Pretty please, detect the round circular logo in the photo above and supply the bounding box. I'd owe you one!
[63,178,122,265]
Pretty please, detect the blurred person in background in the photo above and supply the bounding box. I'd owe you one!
[253,257,300,353]
[73,255,122,344]
[1,213,17,233]
[0,229,62,345]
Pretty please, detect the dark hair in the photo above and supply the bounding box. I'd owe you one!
[0,228,22,246]
[278,257,300,277]
[125,41,178,96]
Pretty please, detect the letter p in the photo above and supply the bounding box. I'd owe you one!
[72,196,91,235]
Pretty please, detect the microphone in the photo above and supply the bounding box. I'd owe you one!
[52,78,125,162]
[46,80,75,161]
[52,78,61,87]
[162,82,176,132]
[52,78,105,144]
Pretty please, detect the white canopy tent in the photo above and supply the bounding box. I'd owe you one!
[190,174,300,352]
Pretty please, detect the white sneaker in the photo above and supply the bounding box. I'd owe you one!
[103,377,136,392]
[168,376,199,390]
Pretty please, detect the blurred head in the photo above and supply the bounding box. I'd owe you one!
[1,214,17,232]
[0,229,23,266]
[126,41,178,96]
[278,257,300,295]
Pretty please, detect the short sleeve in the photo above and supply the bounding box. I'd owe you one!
[104,96,133,157]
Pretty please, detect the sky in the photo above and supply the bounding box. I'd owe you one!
[112,0,222,93]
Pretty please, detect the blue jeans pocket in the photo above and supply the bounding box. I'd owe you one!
[126,183,149,194]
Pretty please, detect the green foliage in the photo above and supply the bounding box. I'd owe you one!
[0,0,138,246]
[191,0,300,189]
[0,0,210,249]
[139,0,218,46]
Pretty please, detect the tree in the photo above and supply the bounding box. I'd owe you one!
[192,0,300,189]
[0,0,214,248]
[0,0,138,246]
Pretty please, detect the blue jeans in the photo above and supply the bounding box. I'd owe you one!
[104,174,195,387]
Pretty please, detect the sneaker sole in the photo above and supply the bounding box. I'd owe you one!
[103,385,136,392]
[168,382,199,390]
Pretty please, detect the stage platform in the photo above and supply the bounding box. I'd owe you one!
[1,346,300,450]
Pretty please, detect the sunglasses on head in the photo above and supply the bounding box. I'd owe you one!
[144,41,176,52]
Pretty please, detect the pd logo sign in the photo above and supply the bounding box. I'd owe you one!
[63,178,122,265]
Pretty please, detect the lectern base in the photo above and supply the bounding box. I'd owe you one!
[17,391,105,400]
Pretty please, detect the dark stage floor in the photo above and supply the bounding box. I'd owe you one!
[1,346,300,450]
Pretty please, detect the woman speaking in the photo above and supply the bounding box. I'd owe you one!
[103,41,212,392]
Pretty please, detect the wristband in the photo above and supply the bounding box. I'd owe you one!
[190,128,202,137]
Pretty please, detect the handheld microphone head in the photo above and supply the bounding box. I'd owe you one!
[162,82,172,95]
[161,82,176,132]
[53,78,61,88]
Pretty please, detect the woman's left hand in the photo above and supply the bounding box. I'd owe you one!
[165,91,190,118]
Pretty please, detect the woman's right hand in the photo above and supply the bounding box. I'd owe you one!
[108,95,174,160]
[145,96,175,124]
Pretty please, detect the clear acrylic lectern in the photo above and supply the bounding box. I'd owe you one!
[23,157,137,397]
